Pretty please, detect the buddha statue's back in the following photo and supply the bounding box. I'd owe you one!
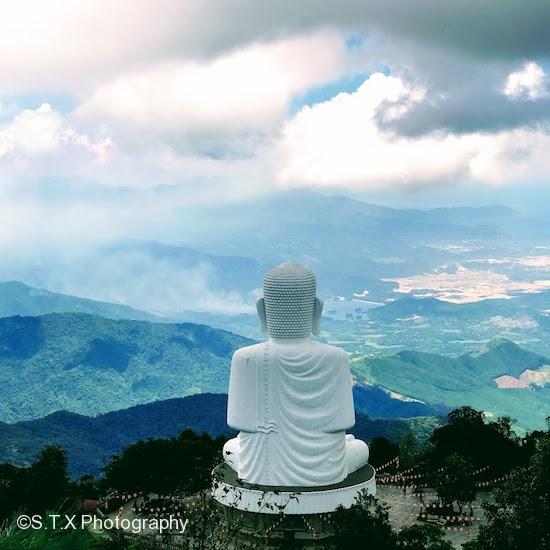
[223,262,369,487]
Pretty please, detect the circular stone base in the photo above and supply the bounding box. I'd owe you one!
[218,505,336,547]
[212,463,376,515]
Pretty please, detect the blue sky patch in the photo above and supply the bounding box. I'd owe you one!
[345,34,364,50]
[289,73,368,114]
[289,66,391,114]
[0,91,76,122]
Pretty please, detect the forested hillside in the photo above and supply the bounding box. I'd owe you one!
[0,393,436,477]
[0,313,250,422]
[354,339,550,430]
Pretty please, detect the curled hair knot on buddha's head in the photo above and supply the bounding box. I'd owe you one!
[256,262,323,339]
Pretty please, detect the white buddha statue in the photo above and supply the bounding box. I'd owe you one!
[223,262,369,487]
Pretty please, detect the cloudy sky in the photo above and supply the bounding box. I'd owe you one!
[1,0,550,249]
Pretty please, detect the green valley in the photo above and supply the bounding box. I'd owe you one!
[353,339,550,431]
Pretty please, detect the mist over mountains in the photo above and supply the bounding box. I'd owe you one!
[0,189,538,316]
[0,281,159,321]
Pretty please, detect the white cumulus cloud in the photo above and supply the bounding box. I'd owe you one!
[75,33,348,151]
[504,62,548,100]
[0,103,112,162]
[275,72,550,188]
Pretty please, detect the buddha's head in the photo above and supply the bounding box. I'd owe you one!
[257,262,323,339]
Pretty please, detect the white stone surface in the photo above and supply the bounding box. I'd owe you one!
[212,468,377,515]
[224,262,370,487]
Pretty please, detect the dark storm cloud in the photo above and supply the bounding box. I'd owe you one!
[184,0,550,62]
[380,92,550,135]
[180,0,550,138]
[345,33,550,136]
[375,73,550,136]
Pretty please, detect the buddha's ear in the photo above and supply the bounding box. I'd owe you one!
[312,297,323,335]
[256,298,268,334]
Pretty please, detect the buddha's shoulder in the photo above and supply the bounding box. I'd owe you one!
[232,341,348,362]
[232,343,265,361]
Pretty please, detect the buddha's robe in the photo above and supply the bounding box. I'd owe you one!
[226,339,356,487]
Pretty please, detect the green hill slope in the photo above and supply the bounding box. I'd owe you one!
[353,339,550,431]
[0,313,250,422]
[0,311,449,424]
[0,393,434,477]
[0,281,160,321]
[0,393,231,476]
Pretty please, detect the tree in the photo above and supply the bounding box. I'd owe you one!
[24,446,70,515]
[435,454,476,514]
[429,407,524,474]
[447,407,485,428]
[399,433,421,471]
[330,492,454,550]
[330,492,397,550]
[370,437,399,469]
[72,474,101,501]
[397,524,453,550]
[101,429,224,495]
[464,433,550,550]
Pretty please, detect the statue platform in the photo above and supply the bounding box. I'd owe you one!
[212,462,376,515]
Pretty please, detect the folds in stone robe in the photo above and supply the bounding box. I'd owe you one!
[226,339,355,487]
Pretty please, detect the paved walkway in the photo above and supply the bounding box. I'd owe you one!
[377,485,488,548]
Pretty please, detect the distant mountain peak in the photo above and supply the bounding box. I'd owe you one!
[476,338,538,359]
[0,280,162,322]
[486,337,519,350]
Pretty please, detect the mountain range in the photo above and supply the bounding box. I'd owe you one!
[0,281,159,322]
[353,339,550,431]
[368,294,550,323]
[0,311,443,424]
[0,303,547,430]
[1,237,549,433]
[0,393,436,477]
[166,191,520,301]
